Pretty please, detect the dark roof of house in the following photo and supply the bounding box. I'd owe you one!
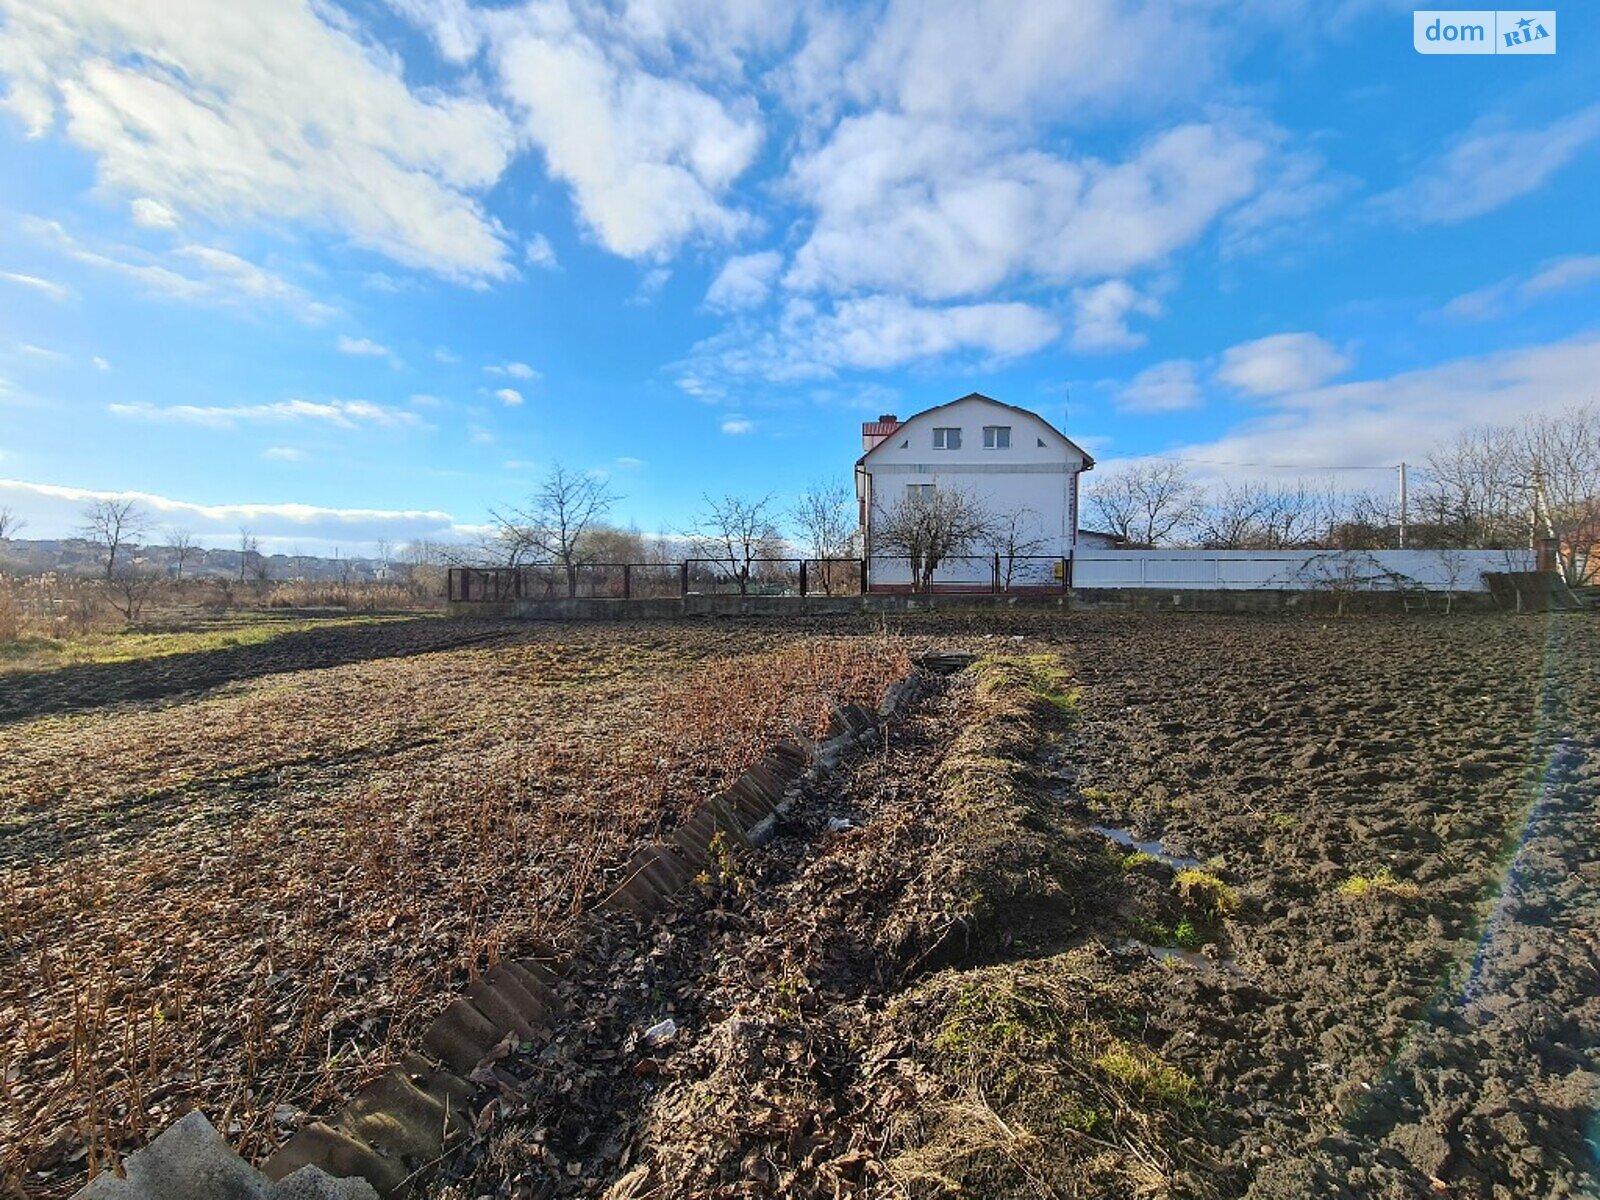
[855,393,1094,470]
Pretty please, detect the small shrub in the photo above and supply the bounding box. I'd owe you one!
[1175,869,1240,921]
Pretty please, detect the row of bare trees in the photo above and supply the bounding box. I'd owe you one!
[484,466,1061,595]
[486,466,870,596]
[1086,407,1600,585]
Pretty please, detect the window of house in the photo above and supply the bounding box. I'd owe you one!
[906,483,936,499]
[983,425,1012,449]
[932,427,961,450]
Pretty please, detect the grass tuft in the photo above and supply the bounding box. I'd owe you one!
[1337,867,1423,901]
[1174,868,1241,921]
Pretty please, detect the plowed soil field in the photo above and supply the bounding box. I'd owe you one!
[4,610,1597,1200]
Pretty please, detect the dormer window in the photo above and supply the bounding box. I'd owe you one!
[983,425,1011,449]
[933,427,961,450]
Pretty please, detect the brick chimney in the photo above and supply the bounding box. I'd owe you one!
[861,413,900,452]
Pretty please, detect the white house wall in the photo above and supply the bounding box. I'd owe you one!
[863,397,1086,585]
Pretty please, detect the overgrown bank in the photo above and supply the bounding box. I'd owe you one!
[434,651,1227,1198]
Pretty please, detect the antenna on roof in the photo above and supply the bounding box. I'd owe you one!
[1063,385,1070,429]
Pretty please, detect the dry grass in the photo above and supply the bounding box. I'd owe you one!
[0,575,441,674]
[0,623,909,1196]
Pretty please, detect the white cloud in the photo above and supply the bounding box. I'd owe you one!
[1380,103,1600,224]
[685,293,1061,384]
[837,0,1219,124]
[824,296,1060,370]
[1069,280,1160,353]
[1116,359,1202,413]
[1173,333,1600,482]
[1443,254,1600,321]
[720,416,754,434]
[434,346,461,364]
[129,197,178,229]
[614,455,644,468]
[0,0,517,280]
[262,446,306,461]
[0,476,467,547]
[785,115,1269,301]
[337,335,392,357]
[26,218,332,316]
[1221,149,1347,257]
[1217,332,1350,397]
[91,355,109,371]
[630,266,671,305]
[409,393,444,407]
[0,270,69,299]
[19,343,68,362]
[484,3,762,260]
[524,232,559,268]
[177,245,310,305]
[107,398,421,430]
[494,387,524,406]
[485,361,539,379]
[705,250,781,311]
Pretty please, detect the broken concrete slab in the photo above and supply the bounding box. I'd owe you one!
[72,1112,376,1200]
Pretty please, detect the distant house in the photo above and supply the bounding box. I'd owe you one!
[1076,528,1127,550]
[855,393,1094,589]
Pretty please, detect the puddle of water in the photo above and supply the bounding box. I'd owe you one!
[1118,939,1238,974]
[1091,824,1204,870]
[1146,944,1212,968]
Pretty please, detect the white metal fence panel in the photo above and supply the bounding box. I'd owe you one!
[1071,549,1533,592]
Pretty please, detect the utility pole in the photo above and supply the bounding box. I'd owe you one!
[1397,462,1408,549]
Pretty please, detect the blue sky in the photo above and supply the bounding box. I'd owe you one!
[0,0,1597,551]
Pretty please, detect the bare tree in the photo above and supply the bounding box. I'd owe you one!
[789,480,857,594]
[1516,405,1600,585]
[104,567,157,622]
[1332,489,1401,550]
[984,505,1049,588]
[0,506,23,540]
[690,493,783,595]
[1419,425,1523,548]
[872,486,994,592]
[1197,483,1269,549]
[237,528,262,583]
[1433,547,1471,615]
[490,463,619,595]
[79,498,150,579]
[1087,461,1202,547]
[167,528,198,579]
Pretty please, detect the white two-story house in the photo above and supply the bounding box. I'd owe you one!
[854,393,1094,590]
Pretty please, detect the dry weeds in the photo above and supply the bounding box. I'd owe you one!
[0,623,909,1197]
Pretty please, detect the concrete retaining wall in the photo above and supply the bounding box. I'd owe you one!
[452,593,1072,620]
[450,587,1498,621]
